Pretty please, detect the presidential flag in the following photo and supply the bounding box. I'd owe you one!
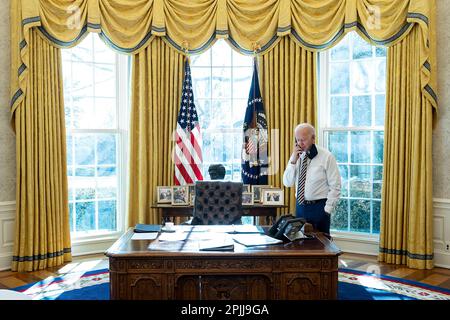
[174,59,204,185]
[241,59,268,185]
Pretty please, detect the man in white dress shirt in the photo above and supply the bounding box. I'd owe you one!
[283,123,341,235]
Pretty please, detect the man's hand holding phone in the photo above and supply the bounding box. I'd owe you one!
[290,141,303,164]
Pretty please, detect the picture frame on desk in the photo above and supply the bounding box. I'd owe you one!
[171,186,189,205]
[187,184,195,197]
[261,188,284,205]
[252,185,271,203]
[157,186,172,203]
[242,184,251,193]
[190,194,195,206]
[242,192,253,206]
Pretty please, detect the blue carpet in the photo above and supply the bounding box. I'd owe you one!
[13,268,450,300]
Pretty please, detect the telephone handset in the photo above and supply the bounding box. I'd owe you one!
[269,215,310,242]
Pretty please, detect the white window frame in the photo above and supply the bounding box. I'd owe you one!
[64,37,130,246]
[317,39,382,243]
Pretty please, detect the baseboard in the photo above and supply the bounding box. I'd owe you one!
[0,252,12,271]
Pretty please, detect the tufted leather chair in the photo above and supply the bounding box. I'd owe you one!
[191,181,243,225]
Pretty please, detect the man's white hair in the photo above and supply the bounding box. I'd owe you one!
[294,123,316,138]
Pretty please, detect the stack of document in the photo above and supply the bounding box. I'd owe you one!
[232,234,283,247]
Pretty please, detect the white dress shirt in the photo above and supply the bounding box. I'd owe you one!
[283,145,341,214]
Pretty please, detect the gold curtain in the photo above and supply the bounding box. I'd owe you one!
[11,0,437,117]
[11,29,72,272]
[379,25,434,269]
[128,38,184,226]
[259,37,317,217]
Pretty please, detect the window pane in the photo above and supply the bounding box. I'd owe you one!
[373,165,383,181]
[196,99,211,129]
[376,46,387,57]
[97,166,116,176]
[330,96,349,126]
[233,50,252,66]
[94,36,116,64]
[375,95,385,126]
[373,182,382,199]
[352,95,371,126]
[331,37,349,61]
[210,99,232,128]
[98,200,116,230]
[69,203,74,232]
[67,135,73,166]
[232,99,247,128]
[349,165,371,198]
[352,35,372,59]
[330,62,349,94]
[350,199,370,232]
[232,67,252,98]
[338,165,349,197]
[191,67,211,99]
[72,97,95,129]
[212,41,232,67]
[75,202,95,231]
[375,60,386,92]
[75,167,95,177]
[350,131,371,163]
[373,131,384,163]
[75,135,95,165]
[94,64,116,97]
[191,50,211,66]
[70,36,93,62]
[97,187,117,199]
[351,61,371,94]
[328,131,348,163]
[331,199,349,231]
[212,68,231,98]
[97,134,116,165]
[70,62,94,97]
[76,188,95,200]
[372,200,381,233]
[95,98,116,129]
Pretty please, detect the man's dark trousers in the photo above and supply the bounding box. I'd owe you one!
[296,199,330,234]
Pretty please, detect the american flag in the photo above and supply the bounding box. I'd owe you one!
[174,59,204,185]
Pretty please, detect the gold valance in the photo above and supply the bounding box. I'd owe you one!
[10,0,437,119]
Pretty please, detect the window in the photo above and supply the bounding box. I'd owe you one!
[62,34,130,237]
[190,40,253,181]
[318,32,386,234]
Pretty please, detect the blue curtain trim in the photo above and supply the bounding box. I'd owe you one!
[87,22,101,29]
[37,25,88,47]
[379,247,433,261]
[164,32,217,54]
[216,29,228,35]
[10,89,23,109]
[21,16,41,26]
[425,84,438,103]
[20,39,27,50]
[407,12,429,25]
[18,63,26,76]
[98,30,154,53]
[151,26,166,33]
[12,248,72,262]
[424,60,431,71]
[277,26,291,33]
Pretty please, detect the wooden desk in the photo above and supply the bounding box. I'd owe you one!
[106,227,342,300]
[152,203,287,224]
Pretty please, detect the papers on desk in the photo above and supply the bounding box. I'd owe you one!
[158,232,189,241]
[232,234,283,247]
[131,233,158,240]
[198,234,234,251]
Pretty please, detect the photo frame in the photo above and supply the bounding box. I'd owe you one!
[261,188,284,205]
[187,184,195,197]
[242,192,254,206]
[242,184,251,193]
[252,185,271,203]
[157,186,173,203]
[190,194,195,206]
[171,186,189,205]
